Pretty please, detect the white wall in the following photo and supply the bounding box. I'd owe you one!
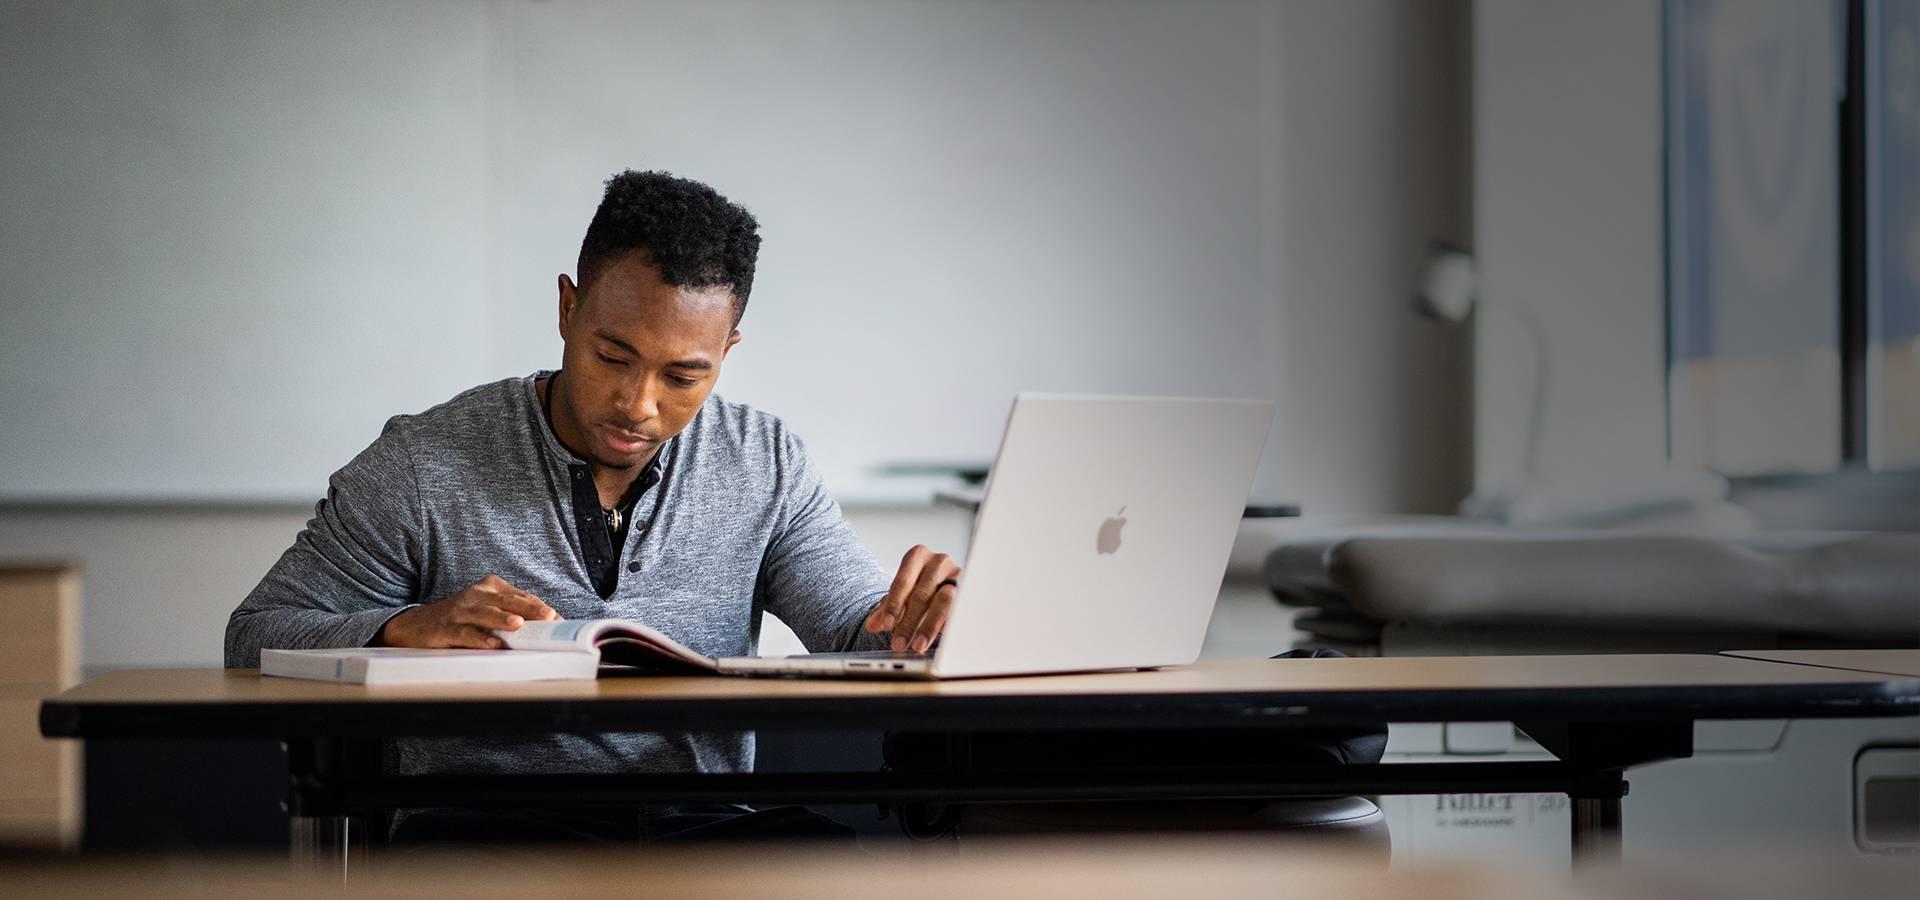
[0,0,1470,671]
[1273,0,1474,515]
[0,0,1469,513]
[491,0,1287,504]
[0,0,500,501]
[1472,0,1667,489]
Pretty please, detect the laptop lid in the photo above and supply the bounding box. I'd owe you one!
[930,393,1274,678]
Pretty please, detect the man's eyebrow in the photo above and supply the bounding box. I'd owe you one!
[594,330,642,357]
[594,329,712,370]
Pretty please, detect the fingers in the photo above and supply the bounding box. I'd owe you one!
[892,551,959,653]
[863,546,962,652]
[377,576,554,651]
[476,576,558,620]
[451,602,527,633]
[439,623,505,650]
[906,583,955,654]
[490,589,558,621]
[866,546,930,633]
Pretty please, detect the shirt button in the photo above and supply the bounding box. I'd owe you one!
[627,562,640,573]
[572,469,583,480]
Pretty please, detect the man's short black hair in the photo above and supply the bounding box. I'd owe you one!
[576,170,761,327]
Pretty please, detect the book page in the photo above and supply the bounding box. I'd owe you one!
[497,619,603,652]
[497,619,719,673]
[593,625,718,672]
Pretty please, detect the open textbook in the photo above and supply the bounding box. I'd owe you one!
[259,618,719,684]
[500,618,718,673]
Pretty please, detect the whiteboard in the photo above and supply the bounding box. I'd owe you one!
[0,1,499,500]
[0,0,1286,502]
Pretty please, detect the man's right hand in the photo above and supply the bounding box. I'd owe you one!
[375,575,560,649]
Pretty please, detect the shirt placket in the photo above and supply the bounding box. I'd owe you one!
[569,463,618,598]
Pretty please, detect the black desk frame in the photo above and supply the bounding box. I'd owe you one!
[48,677,1917,869]
[286,726,1681,864]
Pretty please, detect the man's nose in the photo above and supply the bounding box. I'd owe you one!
[615,377,661,422]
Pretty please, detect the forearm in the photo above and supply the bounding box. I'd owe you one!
[804,589,892,653]
[762,539,893,653]
[224,601,412,668]
[224,504,421,667]
[223,419,431,668]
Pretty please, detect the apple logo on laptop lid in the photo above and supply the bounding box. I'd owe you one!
[1097,506,1126,555]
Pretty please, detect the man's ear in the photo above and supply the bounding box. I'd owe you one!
[722,329,743,359]
[557,274,581,339]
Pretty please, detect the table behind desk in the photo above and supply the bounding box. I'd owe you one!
[1722,649,1920,678]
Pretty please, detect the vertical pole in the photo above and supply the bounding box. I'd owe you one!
[285,737,354,878]
[288,815,350,878]
[1517,719,1686,868]
[1569,773,1627,867]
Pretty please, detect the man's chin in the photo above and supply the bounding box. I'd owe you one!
[590,452,640,471]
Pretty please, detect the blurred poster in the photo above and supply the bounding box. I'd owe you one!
[1668,0,1843,475]
[1871,0,1920,468]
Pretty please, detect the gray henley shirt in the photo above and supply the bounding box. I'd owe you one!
[225,371,891,781]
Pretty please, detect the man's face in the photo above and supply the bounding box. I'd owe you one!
[554,252,742,470]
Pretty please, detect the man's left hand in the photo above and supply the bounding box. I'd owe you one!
[863,544,960,653]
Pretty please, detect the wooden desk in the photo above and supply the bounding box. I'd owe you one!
[40,655,1920,867]
[1722,648,1920,678]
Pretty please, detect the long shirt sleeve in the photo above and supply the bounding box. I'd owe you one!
[224,418,424,668]
[756,429,892,653]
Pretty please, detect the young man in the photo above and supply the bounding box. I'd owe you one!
[225,170,960,842]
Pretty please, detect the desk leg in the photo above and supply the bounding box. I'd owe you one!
[289,815,352,878]
[1518,720,1687,868]
[284,738,364,878]
[1570,786,1623,866]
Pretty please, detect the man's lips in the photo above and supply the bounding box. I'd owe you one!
[598,424,656,454]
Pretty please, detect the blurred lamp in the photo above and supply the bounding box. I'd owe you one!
[1414,242,1480,325]
[1413,241,1551,519]
[1414,242,1740,529]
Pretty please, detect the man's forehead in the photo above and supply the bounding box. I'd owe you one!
[580,276,735,355]
[586,255,731,313]
[586,279,732,319]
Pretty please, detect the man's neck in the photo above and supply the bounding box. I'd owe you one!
[540,374,656,508]
[591,462,651,510]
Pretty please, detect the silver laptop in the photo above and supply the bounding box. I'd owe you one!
[715,393,1274,680]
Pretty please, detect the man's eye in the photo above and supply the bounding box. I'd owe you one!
[597,354,627,367]
[669,375,700,388]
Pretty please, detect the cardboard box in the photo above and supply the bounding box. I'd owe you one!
[0,566,79,687]
[0,565,81,849]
